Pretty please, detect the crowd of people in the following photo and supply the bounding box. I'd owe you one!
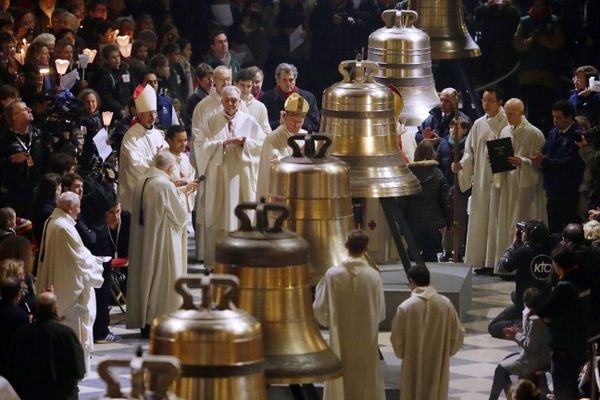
[0,0,596,399]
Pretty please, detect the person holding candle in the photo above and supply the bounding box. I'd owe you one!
[21,41,51,104]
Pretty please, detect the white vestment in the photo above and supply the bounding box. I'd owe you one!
[118,123,167,211]
[35,208,104,373]
[190,92,249,151]
[190,92,248,260]
[256,125,307,200]
[492,119,547,272]
[170,151,197,214]
[458,110,508,268]
[193,110,265,266]
[243,95,271,134]
[126,167,187,329]
[313,257,386,400]
[390,286,464,400]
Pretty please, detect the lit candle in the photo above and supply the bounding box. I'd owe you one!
[118,43,132,58]
[55,59,69,76]
[102,111,114,128]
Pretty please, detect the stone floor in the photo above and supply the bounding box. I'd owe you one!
[78,263,523,399]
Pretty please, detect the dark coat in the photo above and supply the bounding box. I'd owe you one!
[537,267,590,358]
[416,106,471,145]
[541,122,585,199]
[9,318,85,400]
[261,87,320,132]
[405,160,451,231]
[94,64,135,116]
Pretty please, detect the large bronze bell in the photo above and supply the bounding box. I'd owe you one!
[367,10,441,127]
[214,200,342,384]
[407,0,480,60]
[267,133,353,284]
[322,58,421,197]
[150,274,266,400]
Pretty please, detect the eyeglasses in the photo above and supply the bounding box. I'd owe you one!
[223,98,239,104]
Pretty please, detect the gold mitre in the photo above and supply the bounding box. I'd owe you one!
[284,93,309,117]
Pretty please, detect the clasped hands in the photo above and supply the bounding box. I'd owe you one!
[223,137,246,147]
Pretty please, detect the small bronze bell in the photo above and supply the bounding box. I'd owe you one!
[150,274,266,400]
[97,354,181,399]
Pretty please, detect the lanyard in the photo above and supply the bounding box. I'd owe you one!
[107,221,121,258]
[12,130,32,152]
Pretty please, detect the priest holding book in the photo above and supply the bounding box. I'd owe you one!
[491,98,546,274]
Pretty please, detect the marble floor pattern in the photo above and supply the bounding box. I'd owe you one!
[78,261,525,400]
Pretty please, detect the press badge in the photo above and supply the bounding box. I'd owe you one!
[122,74,130,83]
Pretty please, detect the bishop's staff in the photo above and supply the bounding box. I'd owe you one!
[452,103,461,263]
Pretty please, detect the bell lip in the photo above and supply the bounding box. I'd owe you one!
[348,185,422,197]
[265,369,343,385]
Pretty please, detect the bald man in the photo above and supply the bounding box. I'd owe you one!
[492,98,546,273]
[10,292,86,399]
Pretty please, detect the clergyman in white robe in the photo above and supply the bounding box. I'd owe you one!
[458,101,508,268]
[195,109,265,265]
[118,122,167,211]
[390,270,464,400]
[35,192,104,373]
[256,92,309,200]
[313,257,385,400]
[126,154,187,330]
[256,125,306,200]
[243,95,271,134]
[492,102,546,273]
[190,67,247,261]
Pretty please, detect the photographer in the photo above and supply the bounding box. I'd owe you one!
[568,66,600,126]
[488,220,552,339]
[576,125,600,218]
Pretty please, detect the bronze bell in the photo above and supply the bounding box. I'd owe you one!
[97,355,181,399]
[267,133,353,284]
[322,58,421,197]
[150,274,266,400]
[214,200,342,384]
[407,0,480,60]
[368,10,441,127]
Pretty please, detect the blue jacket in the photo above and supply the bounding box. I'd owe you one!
[416,106,470,145]
[567,89,600,126]
[541,123,584,198]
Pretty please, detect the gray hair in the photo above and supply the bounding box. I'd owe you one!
[221,85,240,98]
[440,87,458,99]
[584,220,600,242]
[3,100,21,125]
[275,63,298,80]
[214,65,232,78]
[57,191,80,212]
[154,151,176,171]
[32,33,56,47]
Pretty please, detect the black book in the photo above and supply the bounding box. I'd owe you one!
[486,137,516,174]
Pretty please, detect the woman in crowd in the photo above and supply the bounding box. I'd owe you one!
[20,41,50,104]
[405,140,451,262]
[32,173,62,244]
[0,237,36,316]
[488,287,551,399]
